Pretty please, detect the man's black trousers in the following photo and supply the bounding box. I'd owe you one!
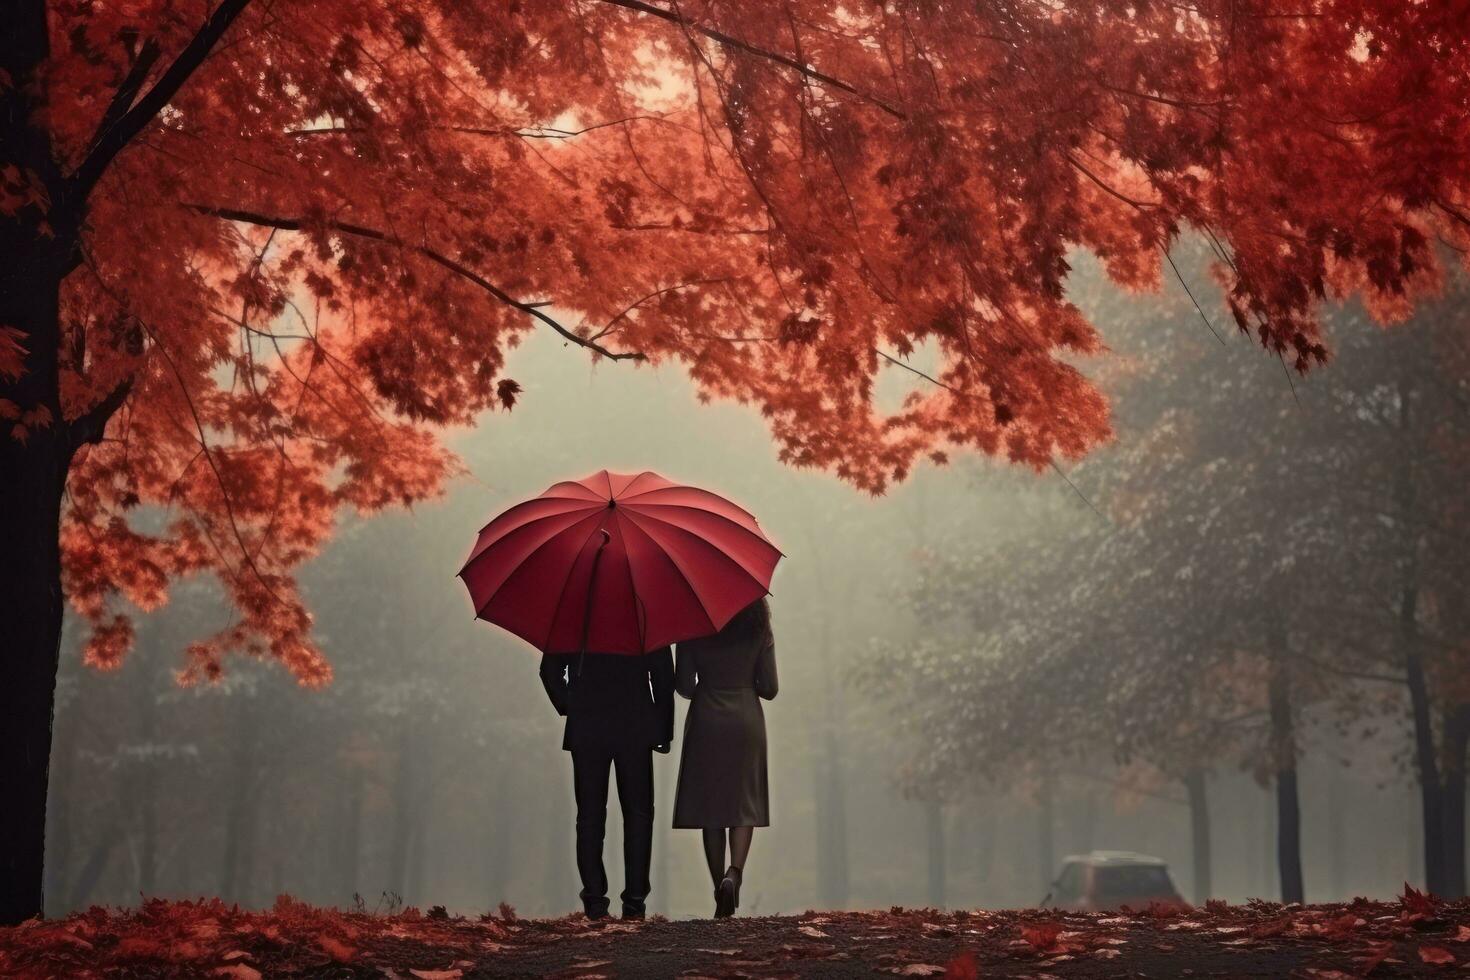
[570,744,654,917]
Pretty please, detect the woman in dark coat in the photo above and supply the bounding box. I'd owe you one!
[672,597,778,918]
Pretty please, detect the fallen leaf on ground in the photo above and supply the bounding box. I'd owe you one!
[944,951,978,980]
[409,970,463,980]
[1021,921,1062,951]
[883,965,945,977]
[212,966,262,980]
[319,936,357,962]
[1419,945,1455,965]
[798,926,829,938]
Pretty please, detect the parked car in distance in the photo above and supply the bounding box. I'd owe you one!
[1044,851,1187,911]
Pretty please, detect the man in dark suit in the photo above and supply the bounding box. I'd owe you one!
[540,648,675,920]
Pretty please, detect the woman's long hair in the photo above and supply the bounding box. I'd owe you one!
[720,595,773,647]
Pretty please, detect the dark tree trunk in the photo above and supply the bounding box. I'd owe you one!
[1401,586,1450,896]
[925,801,946,909]
[1442,704,1470,899]
[1184,769,1212,905]
[1266,611,1304,904]
[0,8,68,911]
[0,255,67,928]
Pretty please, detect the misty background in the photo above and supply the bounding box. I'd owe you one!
[42,248,1452,919]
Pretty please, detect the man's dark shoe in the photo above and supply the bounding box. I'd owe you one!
[621,905,646,921]
[585,905,611,921]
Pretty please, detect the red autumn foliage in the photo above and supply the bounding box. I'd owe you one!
[2,0,1470,685]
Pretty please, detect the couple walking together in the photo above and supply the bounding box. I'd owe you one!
[539,596,778,920]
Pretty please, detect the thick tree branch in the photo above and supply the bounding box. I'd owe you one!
[72,0,253,199]
[83,37,162,160]
[186,204,646,361]
[65,315,143,452]
[598,0,906,119]
[67,375,134,451]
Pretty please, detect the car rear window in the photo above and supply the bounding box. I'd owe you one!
[1094,865,1174,899]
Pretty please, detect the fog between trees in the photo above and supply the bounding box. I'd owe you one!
[45,251,1455,917]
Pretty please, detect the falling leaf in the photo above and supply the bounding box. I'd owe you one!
[496,378,522,410]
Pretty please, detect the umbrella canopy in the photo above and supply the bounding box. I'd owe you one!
[459,471,781,655]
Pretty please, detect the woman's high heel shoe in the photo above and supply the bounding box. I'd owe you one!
[715,870,738,918]
[721,866,743,914]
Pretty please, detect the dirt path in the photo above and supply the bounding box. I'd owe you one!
[458,904,1468,979]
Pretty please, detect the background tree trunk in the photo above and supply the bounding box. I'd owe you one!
[388,725,420,901]
[972,799,997,907]
[338,766,365,904]
[220,693,260,904]
[815,728,850,909]
[1442,704,1470,899]
[1326,767,1347,900]
[925,801,946,909]
[1184,769,1212,905]
[44,680,81,916]
[135,657,160,898]
[1037,773,1056,899]
[1267,613,1304,905]
[1402,587,1449,896]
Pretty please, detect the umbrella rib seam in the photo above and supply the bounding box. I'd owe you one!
[543,515,608,653]
[619,509,723,635]
[461,503,601,575]
[622,507,775,600]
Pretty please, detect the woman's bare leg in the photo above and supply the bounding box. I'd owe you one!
[702,829,726,888]
[728,826,754,871]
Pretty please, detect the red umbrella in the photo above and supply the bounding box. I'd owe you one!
[459,470,781,655]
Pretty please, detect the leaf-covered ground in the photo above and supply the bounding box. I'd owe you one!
[3,889,1469,978]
